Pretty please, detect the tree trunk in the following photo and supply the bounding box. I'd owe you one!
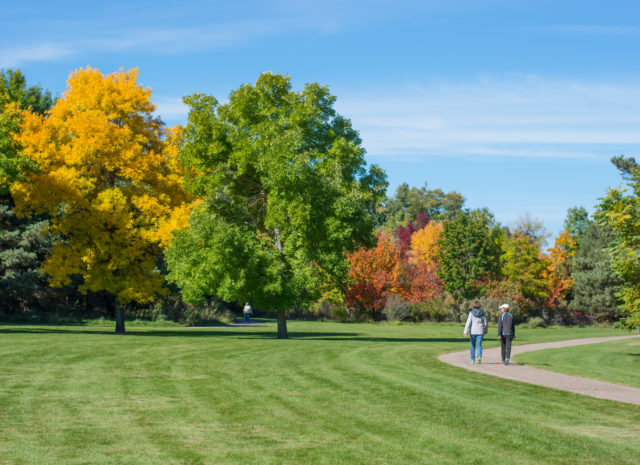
[115,304,125,334]
[277,308,288,339]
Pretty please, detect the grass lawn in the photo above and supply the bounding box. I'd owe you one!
[0,321,638,465]
[516,336,640,388]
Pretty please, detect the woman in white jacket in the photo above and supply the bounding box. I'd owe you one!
[463,301,488,364]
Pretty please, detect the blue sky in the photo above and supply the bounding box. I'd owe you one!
[3,0,640,239]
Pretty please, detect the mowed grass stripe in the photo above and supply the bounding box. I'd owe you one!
[0,323,638,464]
[516,338,640,388]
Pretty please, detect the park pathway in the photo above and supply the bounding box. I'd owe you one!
[438,335,640,406]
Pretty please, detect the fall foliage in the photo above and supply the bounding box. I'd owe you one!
[543,230,574,308]
[10,67,196,331]
[346,229,404,318]
[409,220,443,268]
[0,66,629,328]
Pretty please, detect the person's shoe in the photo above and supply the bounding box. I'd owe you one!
[505,358,510,365]
[470,359,474,364]
[477,358,482,364]
[500,360,505,365]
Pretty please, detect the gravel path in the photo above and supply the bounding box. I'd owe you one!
[438,335,640,406]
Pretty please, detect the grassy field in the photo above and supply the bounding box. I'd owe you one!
[0,321,638,465]
[516,336,640,388]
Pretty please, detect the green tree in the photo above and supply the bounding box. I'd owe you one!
[166,73,387,338]
[0,69,53,193]
[0,69,52,113]
[437,208,501,300]
[563,206,592,250]
[500,232,548,302]
[610,154,637,181]
[375,182,464,228]
[569,222,622,321]
[596,155,640,329]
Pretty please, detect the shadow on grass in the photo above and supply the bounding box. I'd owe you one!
[0,326,466,343]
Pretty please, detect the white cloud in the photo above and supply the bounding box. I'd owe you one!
[0,43,74,68]
[0,17,329,67]
[335,76,640,158]
[87,19,307,54]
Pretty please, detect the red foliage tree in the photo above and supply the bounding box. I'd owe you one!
[345,230,404,318]
[402,260,443,302]
[346,215,445,319]
[394,211,429,256]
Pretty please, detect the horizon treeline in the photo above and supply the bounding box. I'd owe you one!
[1,67,638,331]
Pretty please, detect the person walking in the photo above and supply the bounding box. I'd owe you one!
[243,302,252,324]
[463,301,488,364]
[497,303,515,365]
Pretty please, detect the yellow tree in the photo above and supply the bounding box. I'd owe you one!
[11,67,194,332]
[408,220,443,268]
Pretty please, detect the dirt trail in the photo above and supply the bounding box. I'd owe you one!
[438,335,640,406]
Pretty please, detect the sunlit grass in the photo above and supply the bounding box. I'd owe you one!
[516,336,640,388]
[0,322,637,464]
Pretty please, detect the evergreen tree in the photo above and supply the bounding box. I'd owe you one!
[0,69,55,317]
[569,222,622,322]
[0,204,51,315]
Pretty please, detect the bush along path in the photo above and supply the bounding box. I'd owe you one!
[439,335,640,406]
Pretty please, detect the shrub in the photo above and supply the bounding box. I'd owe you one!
[522,316,547,328]
[330,304,350,322]
[182,301,234,326]
[286,299,351,322]
[383,294,410,322]
[481,278,534,321]
[149,296,234,326]
[408,297,447,322]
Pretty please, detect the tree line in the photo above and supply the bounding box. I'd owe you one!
[1,67,638,337]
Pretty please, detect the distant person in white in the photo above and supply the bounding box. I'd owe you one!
[243,302,252,324]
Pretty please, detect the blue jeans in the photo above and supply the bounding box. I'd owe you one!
[244,313,250,323]
[470,334,484,360]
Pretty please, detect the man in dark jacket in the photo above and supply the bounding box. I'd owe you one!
[497,303,515,365]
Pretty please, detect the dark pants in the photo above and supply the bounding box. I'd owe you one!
[500,335,513,362]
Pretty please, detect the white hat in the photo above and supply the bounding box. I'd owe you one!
[499,303,509,309]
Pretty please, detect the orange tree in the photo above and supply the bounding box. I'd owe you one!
[346,229,404,319]
[543,230,575,310]
[11,67,194,332]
